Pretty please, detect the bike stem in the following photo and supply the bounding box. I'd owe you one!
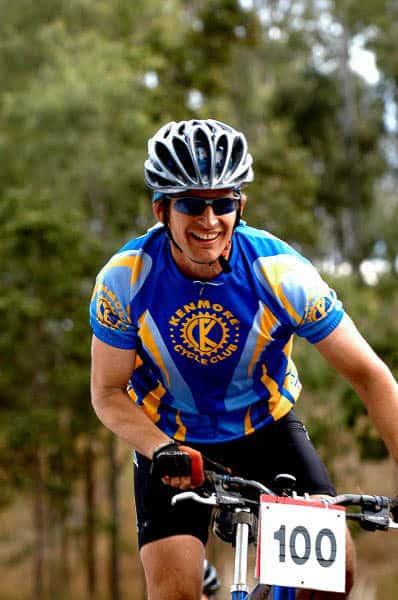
[231,508,250,599]
[230,507,295,600]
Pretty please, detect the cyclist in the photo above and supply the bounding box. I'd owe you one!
[90,119,398,600]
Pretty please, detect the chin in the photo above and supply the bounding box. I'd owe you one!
[197,250,220,261]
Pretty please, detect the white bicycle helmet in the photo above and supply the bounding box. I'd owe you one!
[144,119,254,194]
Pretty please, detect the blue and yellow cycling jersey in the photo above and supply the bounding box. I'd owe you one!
[89,222,344,443]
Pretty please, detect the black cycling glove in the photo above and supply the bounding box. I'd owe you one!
[151,441,205,487]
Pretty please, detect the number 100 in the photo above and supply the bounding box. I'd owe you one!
[274,525,337,567]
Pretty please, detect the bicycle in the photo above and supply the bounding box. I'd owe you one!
[172,470,398,599]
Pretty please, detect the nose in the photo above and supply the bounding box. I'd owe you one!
[199,205,218,226]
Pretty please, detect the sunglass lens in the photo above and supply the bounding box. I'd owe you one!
[212,198,236,215]
[174,197,203,215]
[173,197,238,216]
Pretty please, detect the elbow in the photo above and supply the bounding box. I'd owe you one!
[90,384,106,420]
[348,358,396,398]
[90,374,113,420]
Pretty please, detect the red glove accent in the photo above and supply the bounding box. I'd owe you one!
[179,445,205,487]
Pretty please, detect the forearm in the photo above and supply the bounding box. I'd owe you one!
[91,387,171,459]
[350,362,398,463]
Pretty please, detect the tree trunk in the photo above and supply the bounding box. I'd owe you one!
[48,506,58,599]
[32,452,46,600]
[84,439,97,599]
[108,434,121,600]
[60,512,71,595]
[339,12,361,266]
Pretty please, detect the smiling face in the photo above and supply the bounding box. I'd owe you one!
[153,189,246,279]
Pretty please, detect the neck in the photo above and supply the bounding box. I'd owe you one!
[169,241,231,280]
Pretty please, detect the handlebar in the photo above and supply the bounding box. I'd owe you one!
[171,491,219,506]
[328,493,398,531]
[171,471,272,508]
[171,470,398,532]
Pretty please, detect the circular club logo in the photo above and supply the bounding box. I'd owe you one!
[181,311,229,354]
[169,300,240,365]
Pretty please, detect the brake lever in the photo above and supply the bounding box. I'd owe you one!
[171,492,218,507]
[347,505,391,531]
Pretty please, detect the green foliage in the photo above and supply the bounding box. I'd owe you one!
[1,0,398,595]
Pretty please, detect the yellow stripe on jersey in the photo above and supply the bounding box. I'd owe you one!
[269,395,294,421]
[259,261,302,325]
[127,387,137,402]
[247,303,279,377]
[174,411,187,441]
[260,363,279,398]
[142,382,166,423]
[282,336,293,359]
[135,354,143,369]
[244,406,255,436]
[106,253,145,287]
[281,337,302,402]
[260,363,292,421]
[138,311,171,387]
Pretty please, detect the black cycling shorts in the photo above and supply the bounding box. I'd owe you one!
[133,410,336,549]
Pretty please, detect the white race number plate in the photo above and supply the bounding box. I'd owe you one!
[256,495,346,593]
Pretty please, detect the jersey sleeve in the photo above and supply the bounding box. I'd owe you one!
[89,249,152,349]
[253,254,344,343]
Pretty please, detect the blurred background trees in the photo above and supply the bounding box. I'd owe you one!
[0,1,397,598]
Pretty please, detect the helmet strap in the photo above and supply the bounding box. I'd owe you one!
[162,199,184,255]
[217,200,241,273]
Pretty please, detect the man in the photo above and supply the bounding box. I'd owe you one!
[90,119,398,600]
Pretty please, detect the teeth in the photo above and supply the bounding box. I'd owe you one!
[192,232,219,240]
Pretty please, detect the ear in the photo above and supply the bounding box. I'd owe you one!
[153,201,165,224]
[240,193,247,216]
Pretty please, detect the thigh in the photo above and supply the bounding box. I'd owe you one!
[133,452,213,549]
[270,411,336,496]
[141,535,205,600]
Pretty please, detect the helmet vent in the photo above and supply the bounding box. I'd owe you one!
[163,124,172,138]
[173,138,197,180]
[215,134,228,178]
[155,142,180,177]
[148,171,175,187]
[193,128,212,182]
[231,137,244,169]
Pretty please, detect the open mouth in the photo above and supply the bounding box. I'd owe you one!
[190,232,220,242]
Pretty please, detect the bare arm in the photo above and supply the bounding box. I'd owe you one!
[315,314,398,463]
[90,335,170,459]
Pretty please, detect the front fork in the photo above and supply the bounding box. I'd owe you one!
[231,508,295,600]
[269,588,296,599]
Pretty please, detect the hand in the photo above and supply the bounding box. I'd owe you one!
[151,442,205,489]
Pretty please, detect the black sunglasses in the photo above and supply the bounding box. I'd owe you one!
[167,193,240,216]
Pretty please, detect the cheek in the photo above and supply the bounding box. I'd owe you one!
[222,216,236,234]
[169,215,189,238]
